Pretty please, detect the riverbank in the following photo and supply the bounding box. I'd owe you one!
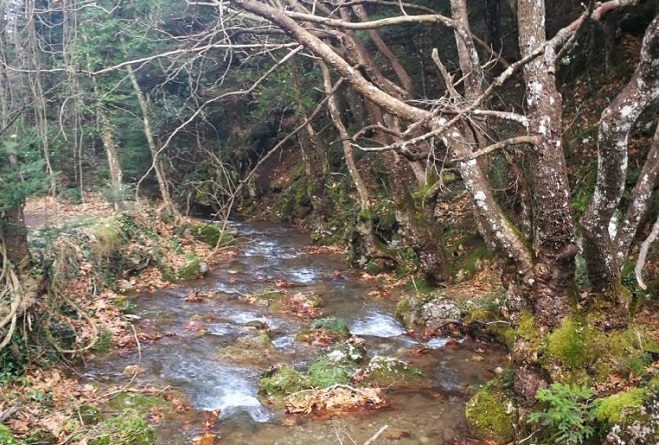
[1,197,507,445]
[1,197,232,444]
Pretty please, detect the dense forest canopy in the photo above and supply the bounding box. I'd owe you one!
[1,0,659,443]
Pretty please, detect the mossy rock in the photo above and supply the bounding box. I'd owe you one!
[258,364,307,396]
[465,379,516,444]
[464,304,514,349]
[593,387,650,426]
[191,224,230,248]
[217,332,274,365]
[107,392,169,413]
[361,356,425,387]
[295,317,350,344]
[327,340,367,364]
[177,254,207,280]
[542,317,597,373]
[394,292,435,329]
[78,404,101,425]
[0,425,23,445]
[307,355,356,388]
[88,408,155,445]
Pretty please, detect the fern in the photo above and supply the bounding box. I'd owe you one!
[529,383,595,445]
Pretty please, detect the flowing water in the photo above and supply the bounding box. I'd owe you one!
[85,221,508,444]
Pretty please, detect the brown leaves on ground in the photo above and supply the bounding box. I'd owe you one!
[0,368,98,440]
[285,386,387,415]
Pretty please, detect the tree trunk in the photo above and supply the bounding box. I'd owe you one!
[320,61,396,262]
[99,109,124,203]
[517,0,578,331]
[126,64,175,215]
[581,15,659,297]
[1,205,29,268]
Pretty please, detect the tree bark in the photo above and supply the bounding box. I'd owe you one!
[126,64,175,215]
[1,205,29,268]
[517,0,578,330]
[581,15,659,295]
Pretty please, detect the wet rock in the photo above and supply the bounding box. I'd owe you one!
[239,320,270,331]
[295,317,350,345]
[258,364,306,397]
[420,298,461,331]
[217,331,274,365]
[396,295,465,332]
[360,356,426,387]
[122,365,146,377]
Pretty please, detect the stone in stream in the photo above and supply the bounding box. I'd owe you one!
[217,330,275,366]
[294,317,350,345]
[359,355,427,387]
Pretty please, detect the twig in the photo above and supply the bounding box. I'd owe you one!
[363,425,388,445]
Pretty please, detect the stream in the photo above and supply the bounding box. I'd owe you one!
[84,221,509,445]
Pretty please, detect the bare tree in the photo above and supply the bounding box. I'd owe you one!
[213,0,658,407]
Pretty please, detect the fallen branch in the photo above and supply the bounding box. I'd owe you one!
[363,425,388,445]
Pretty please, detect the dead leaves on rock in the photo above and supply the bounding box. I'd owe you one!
[285,385,387,415]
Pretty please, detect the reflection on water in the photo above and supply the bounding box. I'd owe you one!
[85,221,508,444]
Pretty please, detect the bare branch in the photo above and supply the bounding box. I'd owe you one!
[92,42,300,76]
[455,136,538,161]
[224,78,344,212]
[136,45,305,197]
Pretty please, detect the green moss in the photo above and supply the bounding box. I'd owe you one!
[394,298,413,327]
[307,355,354,388]
[89,409,154,445]
[190,224,224,248]
[492,325,516,350]
[403,275,433,295]
[310,317,347,334]
[593,388,648,425]
[465,379,516,443]
[92,218,126,256]
[296,317,350,343]
[543,317,596,369]
[364,260,382,275]
[590,325,655,380]
[108,392,169,413]
[0,424,23,445]
[258,365,306,396]
[78,404,101,425]
[92,330,113,355]
[177,253,205,280]
[517,311,541,344]
[237,332,273,349]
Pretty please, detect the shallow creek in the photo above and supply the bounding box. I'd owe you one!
[85,221,508,444]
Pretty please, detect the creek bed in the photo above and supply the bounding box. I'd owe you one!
[84,221,508,444]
